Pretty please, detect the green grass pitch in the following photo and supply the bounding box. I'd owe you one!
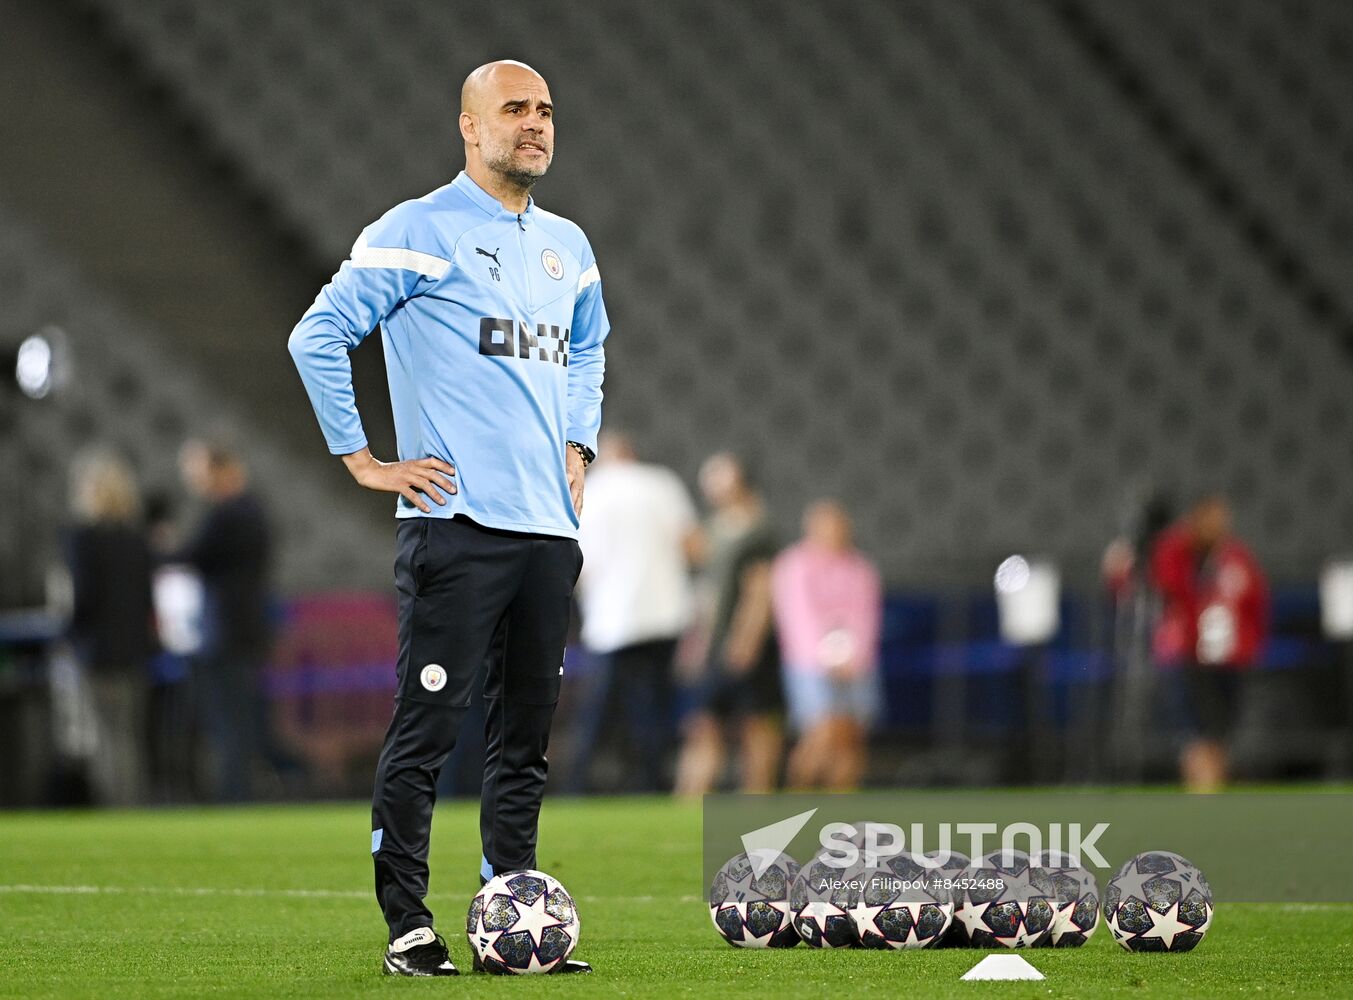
[1,796,1351,998]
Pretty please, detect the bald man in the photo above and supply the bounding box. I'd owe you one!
[290,60,606,975]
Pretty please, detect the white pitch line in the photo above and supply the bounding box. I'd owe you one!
[0,884,368,899]
[6,886,1340,910]
[579,895,702,904]
[0,884,702,905]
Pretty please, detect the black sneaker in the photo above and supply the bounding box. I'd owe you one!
[382,927,459,976]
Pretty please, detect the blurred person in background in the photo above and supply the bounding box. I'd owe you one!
[179,436,273,801]
[572,431,699,793]
[1102,491,1176,600]
[65,448,156,806]
[1100,490,1176,782]
[674,453,782,796]
[1151,494,1268,792]
[771,500,882,790]
[144,491,203,802]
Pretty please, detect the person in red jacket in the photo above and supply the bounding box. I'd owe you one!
[1150,495,1268,791]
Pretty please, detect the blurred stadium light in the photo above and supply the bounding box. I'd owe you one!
[1320,561,1353,641]
[995,556,1061,647]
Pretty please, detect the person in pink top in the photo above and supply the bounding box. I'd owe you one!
[771,500,883,790]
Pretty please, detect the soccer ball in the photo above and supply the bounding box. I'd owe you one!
[917,850,971,947]
[1104,851,1213,952]
[883,848,964,913]
[789,851,863,947]
[851,858,954,949]
[708,850,801,948]
[466,870,579,974]
[952,849,1055,948]
[1031,850,1100,947]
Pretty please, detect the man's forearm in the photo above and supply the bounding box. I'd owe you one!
[725,564,773,666]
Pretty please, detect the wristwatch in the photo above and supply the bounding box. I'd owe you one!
[567,441,595,468]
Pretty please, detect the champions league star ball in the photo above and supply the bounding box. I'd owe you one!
[708,850,801,948]
[1032,850,1100,947]
[790,851,864,948]
[851,858,954,949]
[918,850,971,947]
[466,870,580,974]
[952,850,1056,949]
[1104,851,1213,952]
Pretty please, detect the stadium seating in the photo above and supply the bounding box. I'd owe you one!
[0,208,390,598]
[74,0,1353,585]
[1076,0,1353,343]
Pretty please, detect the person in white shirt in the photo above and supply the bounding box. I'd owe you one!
[572,432,699,792]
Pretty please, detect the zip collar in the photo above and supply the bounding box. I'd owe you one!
[453,171,535,227]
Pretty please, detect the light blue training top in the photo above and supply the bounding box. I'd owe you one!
[288,171,608,538]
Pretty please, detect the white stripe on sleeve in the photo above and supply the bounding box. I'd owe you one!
[576,263,600,295]
[351,245,451,279]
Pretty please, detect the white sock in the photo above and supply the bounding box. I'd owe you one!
[390,927,435,952]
